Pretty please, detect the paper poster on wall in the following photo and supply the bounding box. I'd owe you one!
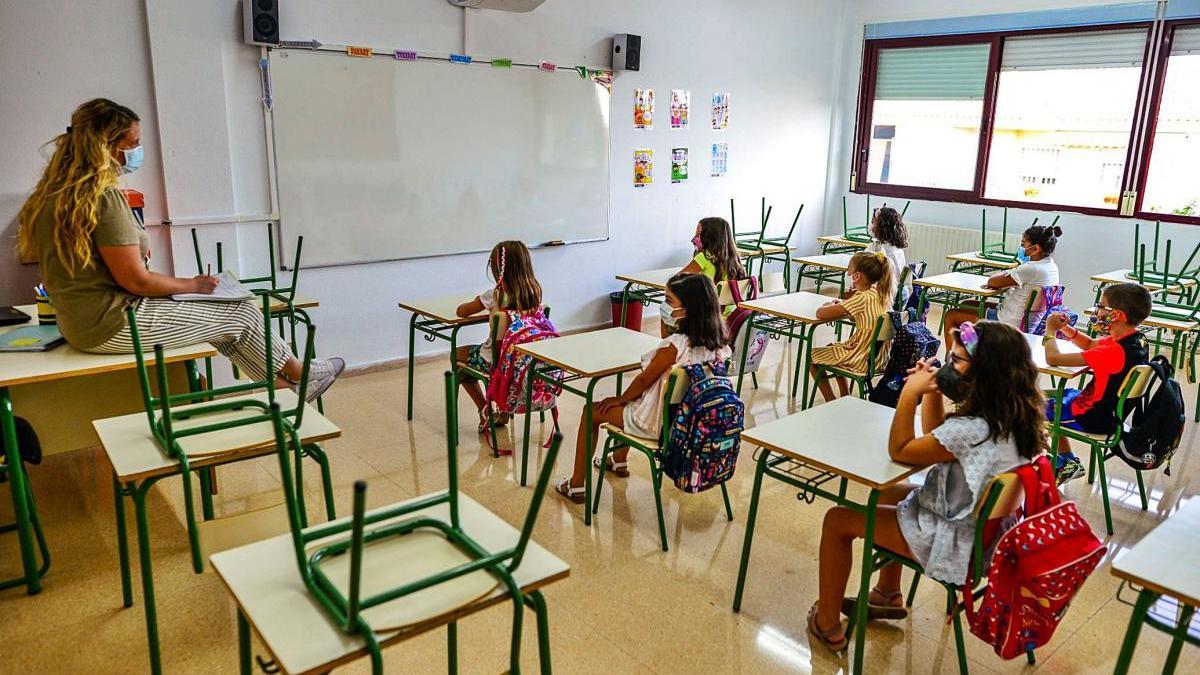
[634,149,653,187]
[711,92,730,130]
[710,142,728,177]
[671,148,689,183]
[634,89,654,129]
[670,89,690,129]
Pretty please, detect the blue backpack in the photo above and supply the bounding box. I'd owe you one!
[660,362,744,493]
[868,309,941,408]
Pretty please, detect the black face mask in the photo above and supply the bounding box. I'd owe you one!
[936,363,967,402]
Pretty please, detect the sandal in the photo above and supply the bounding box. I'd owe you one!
[478,410,512,433]
[554,477,586,504]
[593,455,630,478]
[807,603,848,654]
[841,588,909,621]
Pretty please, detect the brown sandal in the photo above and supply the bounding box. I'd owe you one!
[807,603,848,654]
[841,588,909,621]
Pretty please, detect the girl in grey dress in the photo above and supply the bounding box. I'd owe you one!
[808,321,1047,653]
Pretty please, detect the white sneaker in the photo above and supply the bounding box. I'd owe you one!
[297,357,345,402]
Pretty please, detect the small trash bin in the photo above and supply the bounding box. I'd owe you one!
[610,291,644,331]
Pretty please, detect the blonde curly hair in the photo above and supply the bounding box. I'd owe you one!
[17,98,139,275]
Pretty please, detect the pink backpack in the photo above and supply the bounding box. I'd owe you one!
[485,308,563,416]
[962,456,1106,660]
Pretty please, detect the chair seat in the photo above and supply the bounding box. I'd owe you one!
[309,529,500,632]
[1050,421,1115,442]
[602,422,659,450]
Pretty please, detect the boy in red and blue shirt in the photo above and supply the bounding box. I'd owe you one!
[1044,283,1151,483]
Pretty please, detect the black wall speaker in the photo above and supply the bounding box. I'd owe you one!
[243,0,280,46]
[613,34,641,71]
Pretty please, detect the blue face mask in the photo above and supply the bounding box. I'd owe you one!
[121,145,144,175]
[1015,245,1030,263]
[660,303,683,329]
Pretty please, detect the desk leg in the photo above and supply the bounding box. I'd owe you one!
[794,324,816,406]
[0,387,40,595]
[1050,378,1067,465]
[736,314,756,396]
[850,489,881,675]
[1164,604,1195,674]
[1114,589,1156,675]
[114,475,133,607]
[521,364,536,487]
[238,609,252,675]
[583,379,599,527]
[732,449,769,612]
[620,282,633,327]
[134,479,164,675]
[406,312,418,420]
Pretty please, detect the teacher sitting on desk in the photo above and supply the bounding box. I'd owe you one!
[16,98,343,401]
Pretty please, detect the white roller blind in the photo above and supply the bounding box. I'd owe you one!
[1172,25,1200,55]
[1001,28,1148,70]
[875,43,991,100]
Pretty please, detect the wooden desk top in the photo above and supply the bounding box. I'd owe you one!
[1112,498,1200,607]
[737,291,831,324]
[1082,308,1199,332]
[791,253,853,271]
[743,397,925,490]
[398,296,488,326]
[211,492,570,675]
[270,296,319,313]
[1090,269,1196,291]
[913,272,1004,297]
[515,328,660,378]
[739,243,791,255]
[615,267,679,291]
[1023,332,1090,380]
[816,234,869,249]
[95,389,339,482]
[945,251,1019,270]
[0,306,217,388]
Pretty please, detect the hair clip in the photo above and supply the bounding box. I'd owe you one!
[957,322,980,355]
[65,126,72,134]
[496,246,507,288]
[875,251,887,262]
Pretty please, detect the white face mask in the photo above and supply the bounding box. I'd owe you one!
[660,302,684,329]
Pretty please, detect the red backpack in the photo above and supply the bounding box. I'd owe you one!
[962,455,1107,660]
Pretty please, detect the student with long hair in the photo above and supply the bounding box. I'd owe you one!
[680,216,745,283]
[456,240,544,431]
[17,99,342,400]
[867,206,909,305]
[555,273,730,502]
[809,250,893,401]
[807,321,1044,652]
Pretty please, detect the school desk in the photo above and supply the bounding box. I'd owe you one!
[734,291,834,404]
[1112,498,1200,675]
[514,327,659,522]
[399,297,488,420]
[738,242,795,290]
[1023,332,1090,455]
[913,271,1005,328]
[1090,268,1196,305]
[211,492,569,674]
[816,234,869,255]
[791,252,853,294]
[0,306,216,595]
[732,396,925,675]
[614,267,678,326]
[945,251,1019,275]
[94,389,339,674]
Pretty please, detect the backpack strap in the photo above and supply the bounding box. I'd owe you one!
[1017,455,1059,517]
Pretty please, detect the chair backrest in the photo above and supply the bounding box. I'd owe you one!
[716,278,757,305]
[968,470,1025,579]
[864,313,895,377]
[761,204,803,248]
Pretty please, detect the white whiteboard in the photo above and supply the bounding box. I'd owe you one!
[268,49,611,268]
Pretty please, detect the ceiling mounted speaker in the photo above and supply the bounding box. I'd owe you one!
[243,0,279,46]
[447,0,547,11]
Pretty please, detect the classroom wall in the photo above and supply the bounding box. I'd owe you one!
[824,0,1200,313]
[0,0,172,305]
[142,0,848,368]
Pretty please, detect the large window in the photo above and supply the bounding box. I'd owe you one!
[853,20,1200,225]
[1141,26,1200,217]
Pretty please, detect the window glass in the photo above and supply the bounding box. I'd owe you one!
[1141,26,1200,217]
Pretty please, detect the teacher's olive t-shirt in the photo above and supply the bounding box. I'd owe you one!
[32,187,149,349]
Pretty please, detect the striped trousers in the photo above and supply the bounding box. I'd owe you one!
[89,298,293,382]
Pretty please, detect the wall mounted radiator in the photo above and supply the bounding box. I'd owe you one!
[905,222,1022,275]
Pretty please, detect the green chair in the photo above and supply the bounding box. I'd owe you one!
[806,314,894,407]
[0,449,49,592]
[869,471,1028,673]
[262,371,562,674]
[593,366,734,551]
[842,195,910,244]
[735,198,803,289]
[125,293,334,573]
[1051,365,1156,535]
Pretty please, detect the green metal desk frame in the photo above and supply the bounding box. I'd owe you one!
[404,309,488,421]
[731,450,882,675]
[1114,584,1198,675]
[0,390,51,594]
[734,312,824,405]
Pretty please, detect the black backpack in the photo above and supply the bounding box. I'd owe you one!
[1114,355,1185,473]
[868,309,941,408]
[0,417,42,481]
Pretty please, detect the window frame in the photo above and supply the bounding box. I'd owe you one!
[851,20,1200,226]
